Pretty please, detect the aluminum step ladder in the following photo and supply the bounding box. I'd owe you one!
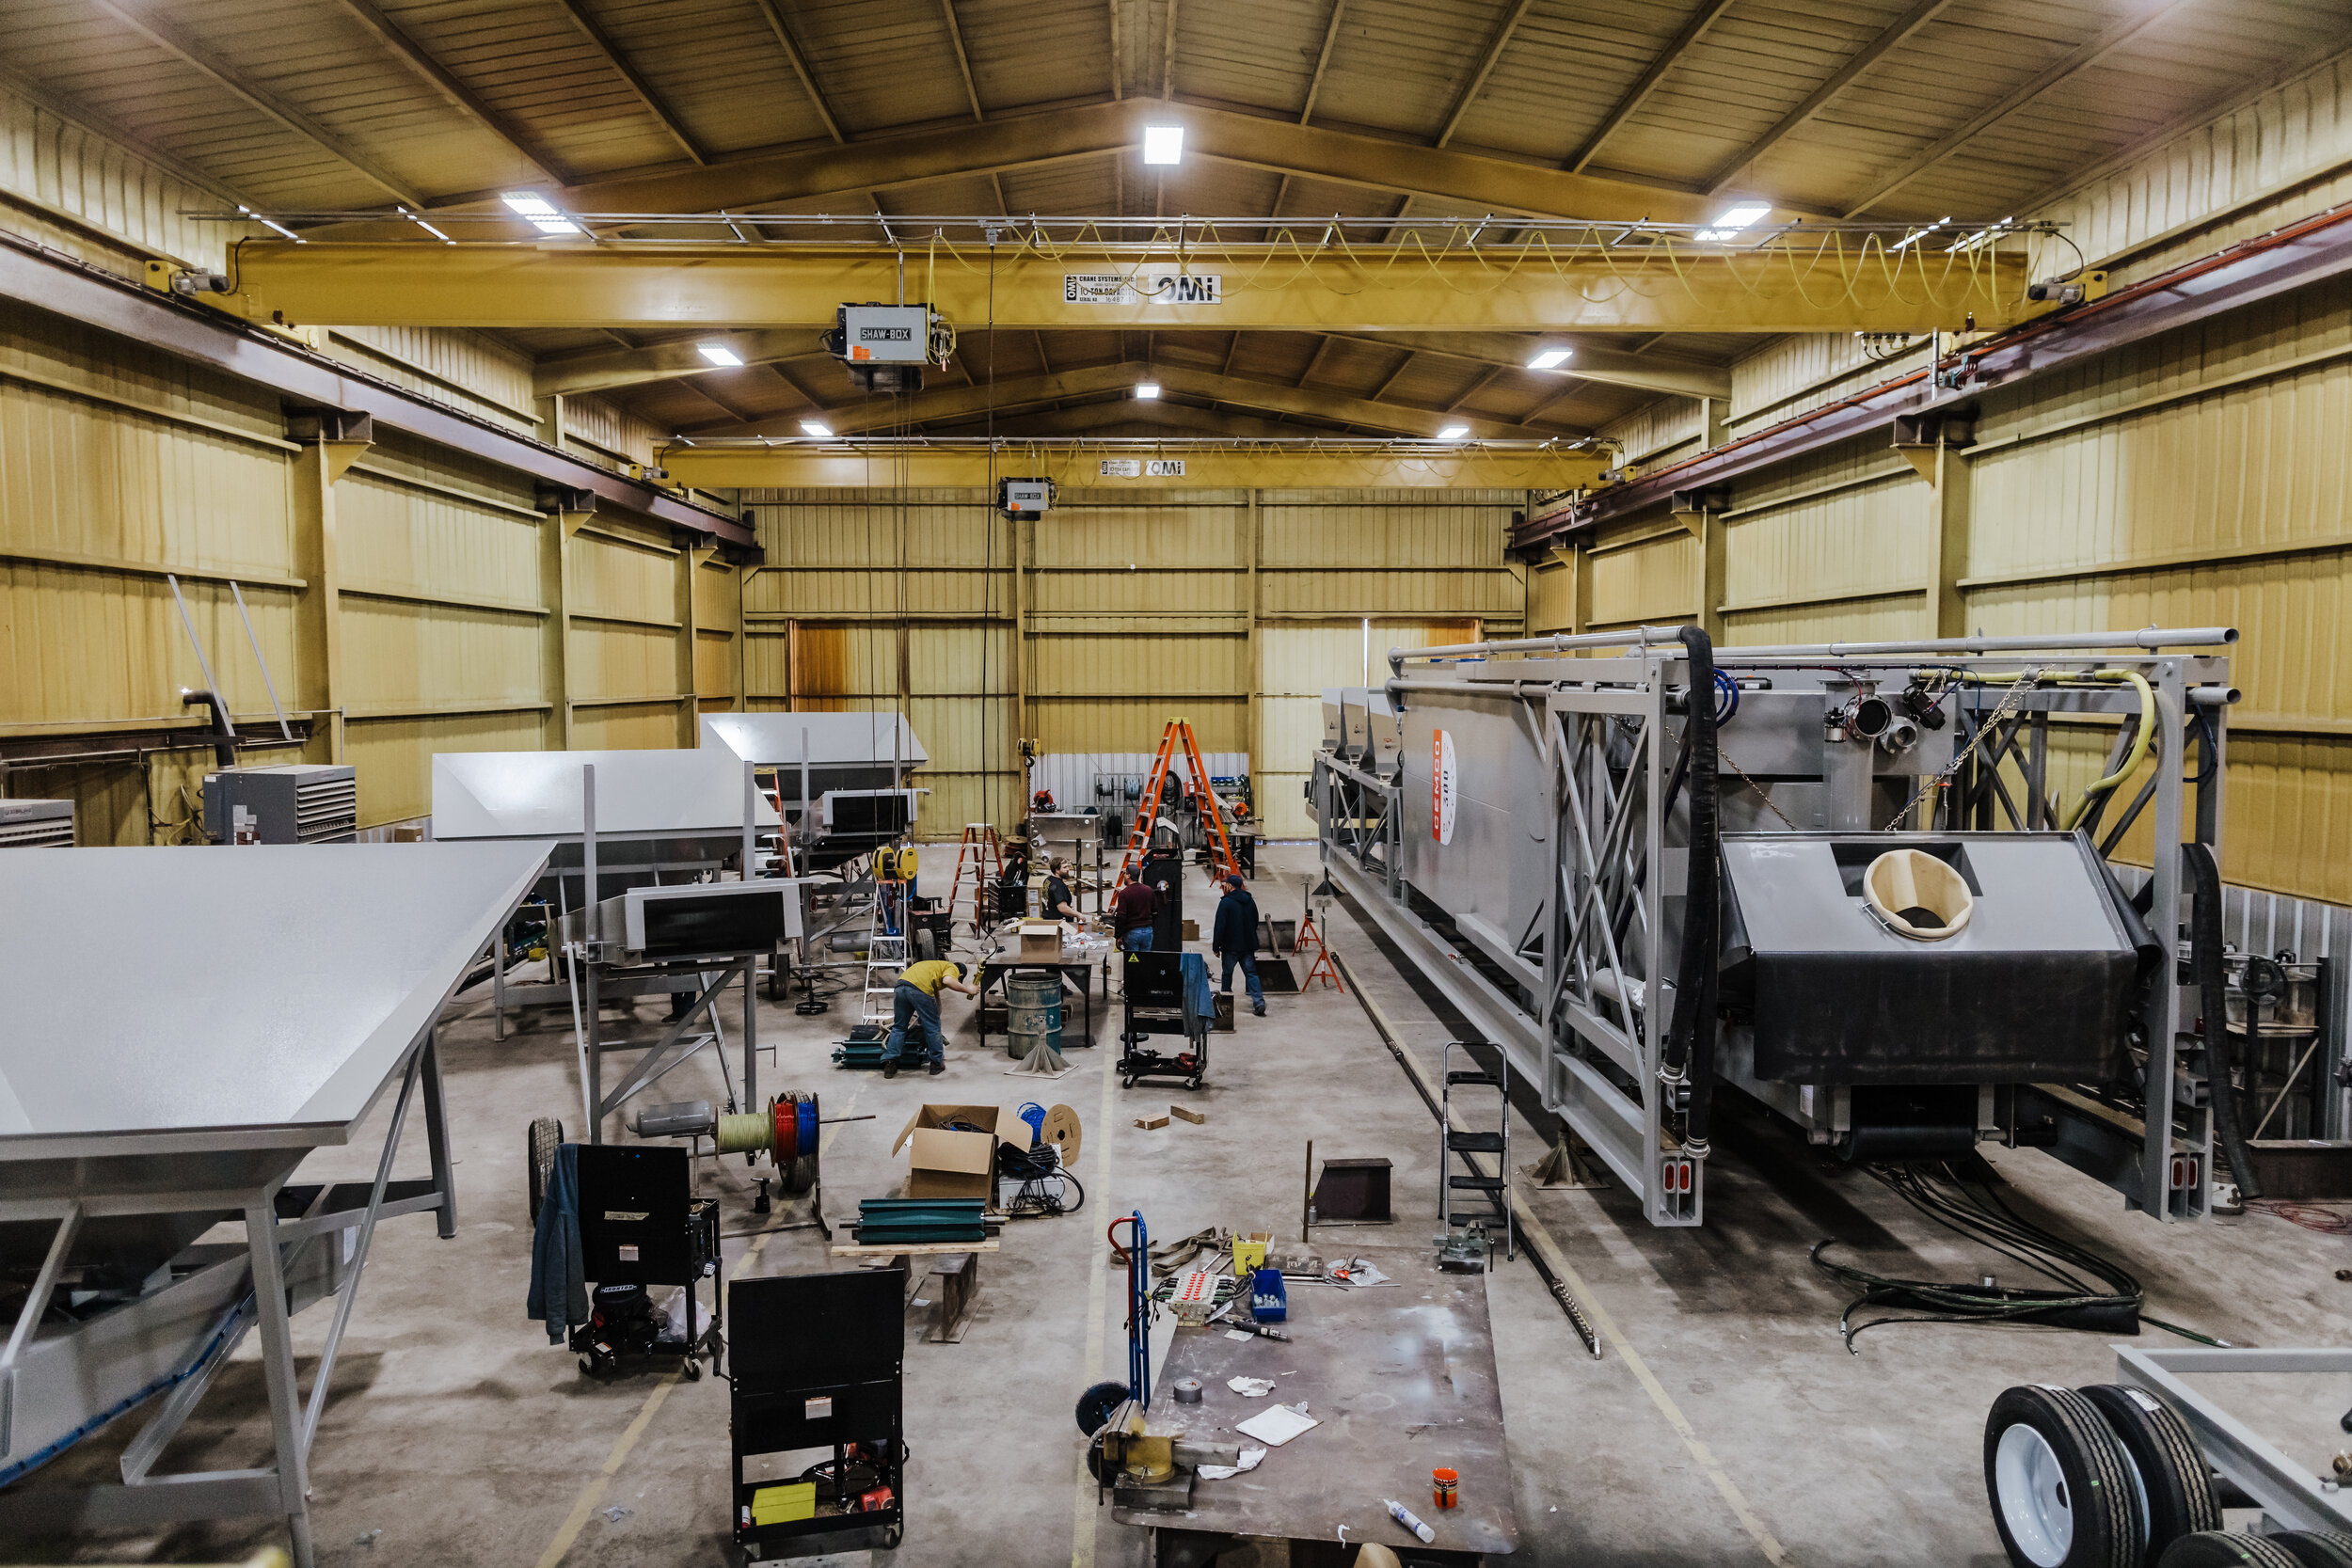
[860,910,909,1029]
[1439,1042,1515,1261]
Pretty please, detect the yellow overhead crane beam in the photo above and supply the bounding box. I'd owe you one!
[660,441,1613,492]
[205,240,2042,336]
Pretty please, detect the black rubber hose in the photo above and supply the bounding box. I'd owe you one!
[2184,841,2261,1200]
[180,688,237,769]
[1665,626,1723,1155]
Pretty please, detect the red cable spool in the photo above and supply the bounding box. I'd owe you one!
[772,1095,798,1163]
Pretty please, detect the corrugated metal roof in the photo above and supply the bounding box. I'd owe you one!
[2,0,2344,438]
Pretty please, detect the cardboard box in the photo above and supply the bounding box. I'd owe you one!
[891,1103,1012,1206]
[1018,920,1064,960]
[1182,918,1200,942]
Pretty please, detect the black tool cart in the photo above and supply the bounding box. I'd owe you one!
[730,1269,907,1559]
[572,1143,723,1378]
[1118,949,1208,1090]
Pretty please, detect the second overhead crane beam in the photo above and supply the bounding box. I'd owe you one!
[210,241,2041,336]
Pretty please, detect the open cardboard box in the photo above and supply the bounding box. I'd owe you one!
[1017,920,1064,960]
[891,1103,1018,1208]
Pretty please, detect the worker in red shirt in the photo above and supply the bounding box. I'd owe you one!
[1109,877,1158,953]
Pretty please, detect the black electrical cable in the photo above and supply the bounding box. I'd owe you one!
[1663,626,1721,1154]
[2186,840,2261,1199]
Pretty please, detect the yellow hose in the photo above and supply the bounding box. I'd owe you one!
[1908,666,2157,832]
[2058,670,2155,831]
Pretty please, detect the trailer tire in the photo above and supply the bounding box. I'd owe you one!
[2080,1383,2220,1560]
[2156,1534,2305,1568]
[528,1116,563,1225]
[2270,1533,2352,1568]
[1987,1385,2142,1568]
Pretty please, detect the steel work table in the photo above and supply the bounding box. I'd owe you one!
[974,958,1100,1052]
[1113,1244,1518,1565]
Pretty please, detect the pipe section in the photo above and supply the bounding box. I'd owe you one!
[1718,627,2235,658]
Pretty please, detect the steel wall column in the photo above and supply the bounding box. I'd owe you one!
[1929,441,1975,639]
[540,503,590,748]
[1245,486,1262,815]
[288,437,362,764]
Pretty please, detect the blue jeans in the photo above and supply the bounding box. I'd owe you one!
[1219,951,1264,1008]
[1120,926,1154,954]
[882,981,945,1066]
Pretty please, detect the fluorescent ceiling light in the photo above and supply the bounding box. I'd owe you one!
[697,341,744,367]
[1135,381,1162,399]
[501,190,580,236]
[799,420,834,437]
[1142,125,1184,165]
[1526,347,1573,371]
[237,205,305,244]
[1437,423,1470,440]
[1696,203,1771,243]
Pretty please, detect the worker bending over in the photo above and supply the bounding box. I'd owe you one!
[1110,877,1157,953]
[1213,874,1266,1016]
[882,958,978,1079]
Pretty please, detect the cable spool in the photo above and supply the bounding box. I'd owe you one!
[711,1089,822,1194]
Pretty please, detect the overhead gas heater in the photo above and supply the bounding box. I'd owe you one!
[822,303,957,392]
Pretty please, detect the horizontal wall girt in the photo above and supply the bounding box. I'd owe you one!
[1518,198,2352,550]
[211,243,2037,336]
[0,233,751,549]
[667,445,1608,490]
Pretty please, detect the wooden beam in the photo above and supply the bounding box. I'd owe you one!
[942,0,985,121]
[1841,0,2200,216]
[750,0,844,142]
[1300,0,1347,123]
[1436,0,1536,148]
[331,0,575,184]
[551,0,708,165]
[93,0,424,206]
[1705,0,1956,195]
[1565,0,1740,175]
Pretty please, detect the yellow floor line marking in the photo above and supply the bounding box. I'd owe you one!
[1070,1049,1120,1568]
[534,1087,864,1568]
[1335,952,1801,1568]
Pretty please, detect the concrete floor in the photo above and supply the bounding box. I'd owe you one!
[13,844,2352,1568]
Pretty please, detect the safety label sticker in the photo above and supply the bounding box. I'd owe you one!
[1063,272,1222,305]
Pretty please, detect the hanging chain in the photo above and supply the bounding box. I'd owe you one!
[1881,668,2044,831]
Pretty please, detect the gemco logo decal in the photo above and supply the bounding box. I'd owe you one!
[1432,729,1457,846]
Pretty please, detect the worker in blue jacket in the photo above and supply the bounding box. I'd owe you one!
[1211,873,1266,1016]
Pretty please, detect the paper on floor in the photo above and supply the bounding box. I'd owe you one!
[1234,1402,1319,1447]
[1227,1376,1275,1397]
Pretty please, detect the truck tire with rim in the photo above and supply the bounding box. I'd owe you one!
[2156,1534,2305,1568]
[2079,1382,2220,1562]
[1986,1385,2142,1568]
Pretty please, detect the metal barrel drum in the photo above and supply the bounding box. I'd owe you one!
[1006,972,1065,1057]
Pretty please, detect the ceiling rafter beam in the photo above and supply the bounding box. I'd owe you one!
[1161,0,1181,100]
[941,0,985,121]
[1370,349,1416,401]
[91,0,425,207]
[550,0,709,166]
[749,0,845,142]
[1300,0,1347,124]
[1566,0,1740,175]
[1436,0,1536,148]
[1106,0,1124,100]
[1322,330,1729,399]
[330,0,575,184]
[1705,0,1954,195]
[326,100,1730,230]
[1444,365,1502,412]
[1842,0,2200,216]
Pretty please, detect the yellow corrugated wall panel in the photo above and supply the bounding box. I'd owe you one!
[910,624,1013,694]
[563,394,665,469]
[346,709,548,826]
[0,79,247,271]
[342,600,543,712]
[1255,621,1473,837]
[569,622,677,703]
[1528,552,1574,634]
[1031,568,1238,618]
[1037,502,1240,568]
[325,327,537,431]
[1724,466,1927,611]
[740,623,900,704]
[569,701,678,751]
[1969,287,2352,581]
[2034,55,2352,285]
[1259,499,1504,568]
[1,563,296,725]
[1589,531,1698,628]
[1261,567,1516,619]
[1722,592,1927,648]
[743,568,1013,618]
[565,531,675,625]
[338,475,541,608]
[1029,633,1244,696]
[1034,699,1245,755]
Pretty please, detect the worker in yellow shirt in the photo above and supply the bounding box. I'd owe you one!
[882,958,979,1078]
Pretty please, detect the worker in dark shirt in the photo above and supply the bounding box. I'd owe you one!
[1211,874,1265,1015]
[1043,858,1079,922]
[1110,877,1157,953]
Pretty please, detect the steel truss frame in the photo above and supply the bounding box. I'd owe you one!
[0,1029,458,1568]
[1319,626,2237,1229]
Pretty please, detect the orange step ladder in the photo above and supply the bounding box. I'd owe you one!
[946,823,1006,934]
[1114,720,1242,887]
